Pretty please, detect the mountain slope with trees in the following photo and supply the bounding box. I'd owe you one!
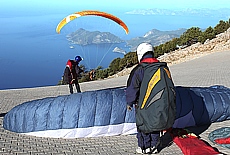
[58,18,230,84]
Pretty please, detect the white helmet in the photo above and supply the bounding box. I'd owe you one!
[136,42,154,62]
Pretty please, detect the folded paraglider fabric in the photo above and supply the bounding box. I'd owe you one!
[3,87,136,138]
[209,127,230,149]
[157,128,220,155]
[173,85,230,128]
[3,85,230,138]
[215,137,230,144]
[173,134,220,155]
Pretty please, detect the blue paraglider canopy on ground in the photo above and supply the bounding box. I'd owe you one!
[3,85,230,138]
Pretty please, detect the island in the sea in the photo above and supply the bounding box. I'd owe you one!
[66,28,186,51]
[66,28,124,45]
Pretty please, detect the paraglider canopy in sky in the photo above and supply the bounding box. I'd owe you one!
[55,10,130,69]
[56,10,129,35]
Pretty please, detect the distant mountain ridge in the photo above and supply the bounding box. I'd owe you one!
[126,28,186,51]
[125,8,230,18]
[67,28,187,52]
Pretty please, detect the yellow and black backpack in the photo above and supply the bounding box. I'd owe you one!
[136,62,176,133]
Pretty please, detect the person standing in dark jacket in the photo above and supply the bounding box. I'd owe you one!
[126,43,161,154]
[63,56,83,94]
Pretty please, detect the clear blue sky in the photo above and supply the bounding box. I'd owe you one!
[0,0,229,40]
[1,0,229,36]
[1,0,230,15]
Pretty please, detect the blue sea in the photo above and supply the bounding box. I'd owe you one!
[0,13,229,90]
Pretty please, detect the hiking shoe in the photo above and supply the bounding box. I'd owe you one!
[136,147,155,154]
[151,147,158,154]
[136,147,143,154]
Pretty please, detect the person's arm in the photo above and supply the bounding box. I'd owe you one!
[75,65,83,75]
[126,65,143,110]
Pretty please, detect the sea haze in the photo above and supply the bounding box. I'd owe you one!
[0,11,229,90]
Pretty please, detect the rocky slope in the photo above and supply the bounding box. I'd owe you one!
[158,28,230,65]
[109,28,230,78]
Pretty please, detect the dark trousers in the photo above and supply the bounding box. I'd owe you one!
[69,80,81,94]
[137,130,160,149]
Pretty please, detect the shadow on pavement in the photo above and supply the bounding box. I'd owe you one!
[0,113,7,117]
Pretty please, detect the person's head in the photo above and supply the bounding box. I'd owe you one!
[75,56,82,63]
[136,42,154,62]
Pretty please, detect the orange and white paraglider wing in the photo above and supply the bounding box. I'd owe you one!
[56,10,129,34]
[56,14,80,34]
